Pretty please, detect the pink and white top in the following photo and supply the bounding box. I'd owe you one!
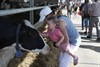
[47,28,70,52]
[47,28,62,42]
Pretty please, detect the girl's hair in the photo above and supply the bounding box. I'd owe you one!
[47,16,59,24]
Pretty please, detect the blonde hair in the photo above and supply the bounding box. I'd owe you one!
[47,16,59,25]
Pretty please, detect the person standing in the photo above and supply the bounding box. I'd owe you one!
[79,3,85,30]
[87,0,100,41]
[38,6,81,67]
[81,0,90,34]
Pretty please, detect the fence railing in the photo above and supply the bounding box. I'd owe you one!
[0,5,58,16]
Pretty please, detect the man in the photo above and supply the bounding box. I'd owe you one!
[81,0,90,34]
[80,3,85,30]
[87,0,100,41]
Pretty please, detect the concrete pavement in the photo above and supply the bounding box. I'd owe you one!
[71,15,100,67]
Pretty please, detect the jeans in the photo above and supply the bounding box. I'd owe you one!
[83,18,89,32]
[88,16,100,38]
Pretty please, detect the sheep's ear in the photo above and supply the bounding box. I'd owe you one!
[24,20,35,29]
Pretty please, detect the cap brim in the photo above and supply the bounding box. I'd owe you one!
[38,15,45,22]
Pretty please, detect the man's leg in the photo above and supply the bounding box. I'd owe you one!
[84,18,89,34]
[59,52,72,67]
[59,36,81,67]
[95,17,100,41]
[87,17,95,38]
[59,44,80,67]
[82,17,84,30]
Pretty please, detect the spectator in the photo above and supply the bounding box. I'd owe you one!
[87,0,100,41]
[81,0,91,34]
[79,3,85,30]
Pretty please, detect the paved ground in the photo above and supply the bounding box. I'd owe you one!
[71,16,100,67]
[62,9,100,67]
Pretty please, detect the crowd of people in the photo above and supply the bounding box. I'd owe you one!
[60,0,100,41]
[79,0,100,41]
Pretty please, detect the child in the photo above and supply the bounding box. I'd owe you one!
[40,16,78,65]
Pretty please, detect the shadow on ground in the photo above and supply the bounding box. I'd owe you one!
[80,45,100,53]
[79,62,100,65]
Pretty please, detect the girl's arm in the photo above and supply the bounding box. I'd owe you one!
[56,32,64,47]
[58,19,69,44]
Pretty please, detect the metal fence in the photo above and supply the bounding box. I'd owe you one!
[0,4,58,24]
[0,5,57,16]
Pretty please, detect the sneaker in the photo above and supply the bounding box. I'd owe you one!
[82,28,84,30]
[96,38,100,42]
[87,36,91,38]
[73,56,79,65]
[84,31,87,35]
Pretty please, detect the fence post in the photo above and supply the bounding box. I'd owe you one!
[29,0,34,24]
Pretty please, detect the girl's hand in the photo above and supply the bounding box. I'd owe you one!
[55,42,60,47]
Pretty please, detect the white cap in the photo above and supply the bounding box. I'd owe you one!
[38,6,52,22]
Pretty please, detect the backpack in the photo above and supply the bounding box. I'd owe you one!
[82,3,90,18]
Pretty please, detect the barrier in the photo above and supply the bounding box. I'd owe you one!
[0,5,58,16]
